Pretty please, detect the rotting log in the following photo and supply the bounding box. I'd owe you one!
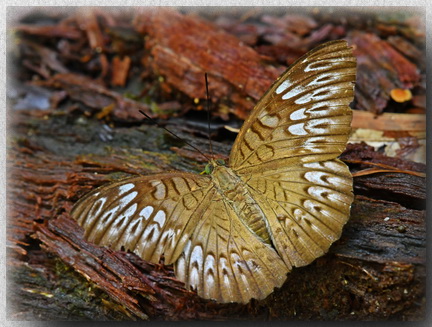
[7,111,426,320]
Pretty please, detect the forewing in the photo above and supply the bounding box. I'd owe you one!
[246,159,353,268]
[175,191,288,303]
[71,172,212,264]
[229,40,356,174]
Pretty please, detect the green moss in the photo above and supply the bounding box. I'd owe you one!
[8,255,136,320]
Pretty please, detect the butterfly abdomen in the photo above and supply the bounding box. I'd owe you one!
[238,199,272,244]
[211,165,271,244]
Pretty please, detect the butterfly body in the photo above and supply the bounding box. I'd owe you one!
[71,40,356,303]
[210,160,272,244]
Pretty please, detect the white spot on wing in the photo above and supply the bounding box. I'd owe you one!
[219,257,231,286]
[288,123,308,136]
[247,259,260,272]
[231,253,241,268]
[151,180,166,199]
[231,253,249,288]
[260,115,279,128]
[303,162,323,169]
[140,206,154,220]
[89,196,107,220]
[123,203,138,219]
[305,171,327,184]
[128,216,143,231]
[293,208,304,221]
[275,80,290,94]
[294,95,311,105]
[189,244,202,289]
[307,186,323,198]
[105,203,138,240]
[183,239,192,255]
[308,186,346,203]
[290,108,307,120]
[206,273,215,289]
[176,255,186,280]
[191,245,203,265]
[204,254,215,274]
[307,72,334,87]
[118,183,135,195]
[119,191,138,206]
[304,61,333,72]
[153,210,166,227]
[321,160,344,171]
[189,266,200,289]
[295,85,334,105]
[282,86,304,100]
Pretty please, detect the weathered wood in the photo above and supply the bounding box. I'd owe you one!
[134,8,282,120]
[351,111,425,131]
[350,32,421,115]
[7,111,426,320]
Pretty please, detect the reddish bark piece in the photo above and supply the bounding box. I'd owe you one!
[134,9,280,119]
[15,23,82,39]
[111,56,131,87]
[396,136,420,157]
[350,32,420,114]
[341,142,425,173]
[255,44,305,66]
[40,73,151,120]
[19,40,70,76]
[387,36,425,69]
[261,14,318,37]
[77,10,105,51]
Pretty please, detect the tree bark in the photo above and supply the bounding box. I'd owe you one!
[7,111,426,320]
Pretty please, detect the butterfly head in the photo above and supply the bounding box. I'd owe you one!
[202,158,226,175]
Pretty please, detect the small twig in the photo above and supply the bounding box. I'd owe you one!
[340,261,378,282]
[343,159,425,177]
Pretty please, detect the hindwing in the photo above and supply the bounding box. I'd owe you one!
[245,159,353,268]
[71,173,212,264]
[175,191,288,303]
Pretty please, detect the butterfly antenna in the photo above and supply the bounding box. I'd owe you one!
[138,110,211,162]
[204,73,214,158]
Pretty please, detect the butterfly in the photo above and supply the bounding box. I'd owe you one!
[71,40,356,304]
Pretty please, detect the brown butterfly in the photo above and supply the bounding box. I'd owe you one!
[71,40,356,303]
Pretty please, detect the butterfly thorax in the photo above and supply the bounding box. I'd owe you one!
[210,161,272,244]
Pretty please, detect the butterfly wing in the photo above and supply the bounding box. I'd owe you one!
[71,40,356,303]
[71,172,213,264]
[245,159,353,268]
[229,40,356,268]
[229,40,356,175]
[71,172,288,303]
[175,191,288,303]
